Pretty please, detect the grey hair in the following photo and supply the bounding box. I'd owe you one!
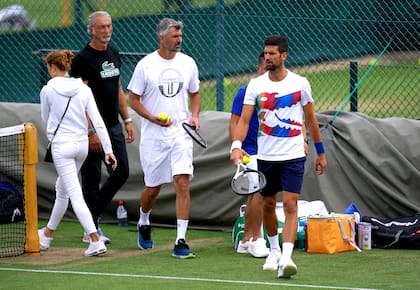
[156,18,183,36]
[87,11,111,35]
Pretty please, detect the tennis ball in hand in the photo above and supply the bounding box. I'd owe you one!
[158,112,169,122]
[242,155,251,165]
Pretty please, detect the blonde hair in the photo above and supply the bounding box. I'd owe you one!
[44,50,74,71]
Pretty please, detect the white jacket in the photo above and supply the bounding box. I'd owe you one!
[40,76,113,154]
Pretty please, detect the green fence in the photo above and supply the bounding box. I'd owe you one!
[0,0,418,118]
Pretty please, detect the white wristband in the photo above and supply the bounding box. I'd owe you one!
[123,117,132,124]
[230,140,242,153]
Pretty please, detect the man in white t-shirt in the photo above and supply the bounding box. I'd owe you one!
[128,18,201,259]
[230,35,327,278]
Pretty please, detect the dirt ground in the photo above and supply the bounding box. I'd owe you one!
[0,237,223,267]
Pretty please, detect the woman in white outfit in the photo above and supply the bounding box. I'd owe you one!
[38,50,117,256]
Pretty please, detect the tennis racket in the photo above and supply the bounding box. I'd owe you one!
[231,162,267,196]
[182,122,207,148]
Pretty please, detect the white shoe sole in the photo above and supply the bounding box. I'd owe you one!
[262,263,278,271]
[278,263,297,278]
[84,247,107,257]
[40,244,50,251]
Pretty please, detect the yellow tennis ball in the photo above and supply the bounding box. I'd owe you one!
[242,155,251,165]
[158,112,168,122]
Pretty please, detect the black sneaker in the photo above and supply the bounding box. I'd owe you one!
[172,239,196,258]
[137,225,153,249]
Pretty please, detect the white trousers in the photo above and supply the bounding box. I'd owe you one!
[46,139,97,235]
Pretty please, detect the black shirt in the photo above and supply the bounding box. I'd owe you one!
[71,44,121,127]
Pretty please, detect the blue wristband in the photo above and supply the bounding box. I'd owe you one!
[314,142,325,154]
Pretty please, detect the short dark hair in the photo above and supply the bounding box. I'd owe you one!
[264,35,288,53]
[257,51,265,65]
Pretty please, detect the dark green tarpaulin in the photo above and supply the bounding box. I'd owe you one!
[1,102,419,230]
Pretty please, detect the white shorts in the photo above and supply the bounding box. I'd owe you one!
[140,135,193,187]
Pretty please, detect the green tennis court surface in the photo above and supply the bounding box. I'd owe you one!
[0,220,418,290]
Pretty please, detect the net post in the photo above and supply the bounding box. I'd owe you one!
[23,122,40,256]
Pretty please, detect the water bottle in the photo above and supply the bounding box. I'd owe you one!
[116,200,128,227]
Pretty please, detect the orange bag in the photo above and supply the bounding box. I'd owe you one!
[306,214,361,254]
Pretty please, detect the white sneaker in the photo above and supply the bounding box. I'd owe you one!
[236,240,249,254]
[263,250,281,271]
[278,259,298,278]
[262,249,281,271]
[247,238,269,258]
[38,228,52,251]
[84,240,107,257]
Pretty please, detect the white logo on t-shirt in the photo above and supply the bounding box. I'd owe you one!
[100,61,120,79]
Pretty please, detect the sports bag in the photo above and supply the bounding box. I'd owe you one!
[0,181,24,223]
[362,214,420,249]
[306,214,360,254]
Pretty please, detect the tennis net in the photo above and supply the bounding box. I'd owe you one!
[0,123,39,258]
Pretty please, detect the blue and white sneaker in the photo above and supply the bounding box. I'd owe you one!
[137,225,154,249]
[172,239,196,259]
[98,228,111,245]
[82,232,90,243]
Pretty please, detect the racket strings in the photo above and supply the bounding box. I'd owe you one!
[232,170,265,195]
[182,123,207,148]
[190,130,205,143]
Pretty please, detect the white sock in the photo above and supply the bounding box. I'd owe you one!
[138,207,151,226]
[268,234,281,252]
[175,219,189,244]
[282,242,294,261]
